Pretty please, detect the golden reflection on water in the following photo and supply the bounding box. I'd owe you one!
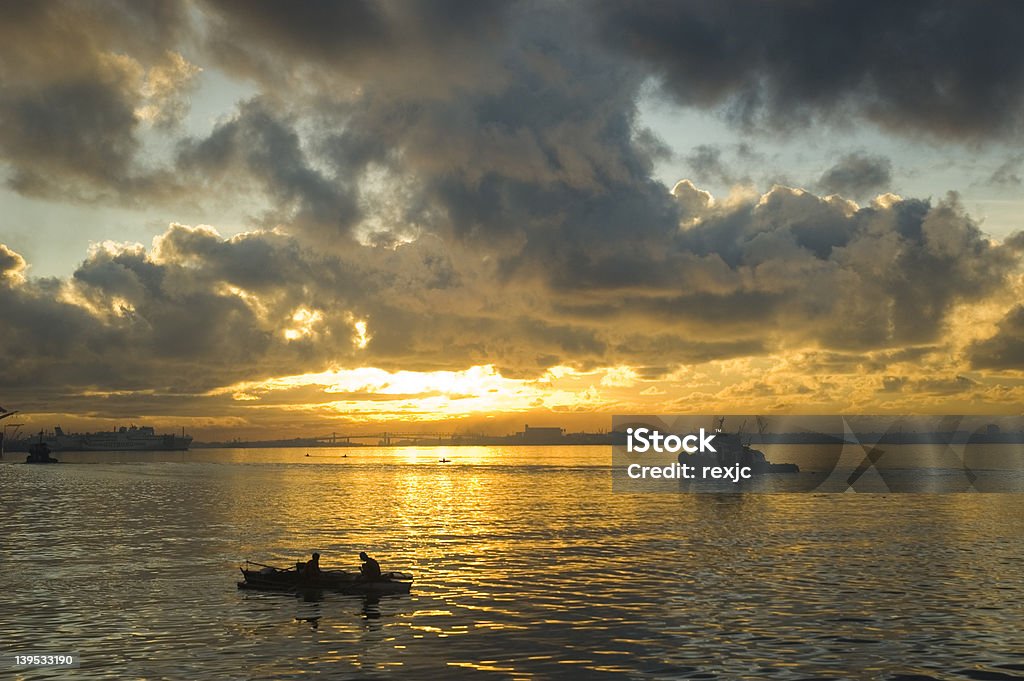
[2,446,1024,678]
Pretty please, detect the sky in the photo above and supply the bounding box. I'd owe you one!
[2,1,1024,439]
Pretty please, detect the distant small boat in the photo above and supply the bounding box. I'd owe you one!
[238,563,412,595]
[438,458,451,463]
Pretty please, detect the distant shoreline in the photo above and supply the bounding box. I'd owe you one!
[190,431,1024,449]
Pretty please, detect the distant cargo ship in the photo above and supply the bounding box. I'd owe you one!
[41,425,193,452]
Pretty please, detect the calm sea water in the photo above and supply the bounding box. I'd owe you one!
[2,445,1023,680]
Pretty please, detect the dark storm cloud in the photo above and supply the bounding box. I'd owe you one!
[0,79,140,198]
[881,374,977,394]
[0,0,192,201]
[985,154,1024,187]
[1,223,574,400]
[183,3,673,256]
[619,188,1020,351]
[3,0,1024,420]
[612,334,767,365]
[684,144,734,185]
[176,98,361,239]
[0,1,190,66]
[598,0,1024,139]
[968,305,1024,371]
[0,243,26,278]
[817,153,893,199]
[420,183,1017,361]
[203,0,388,63]
[0,230,349,400]
[880,376,908,393]
[1,178,1021,414]
[1005,232,1024,251]
[200,0,510,92]
[4,0,1024,215]
[274,2,690,277]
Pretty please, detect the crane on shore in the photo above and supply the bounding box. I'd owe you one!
[0,406,21,457]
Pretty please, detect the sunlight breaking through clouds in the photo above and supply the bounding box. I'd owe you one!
[211,364,613,420]
[283,307,323,341]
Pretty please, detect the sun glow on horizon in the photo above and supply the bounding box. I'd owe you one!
[197,345,1024,430]
[209,364,615,421]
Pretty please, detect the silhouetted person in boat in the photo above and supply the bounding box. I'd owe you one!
[359,551,381,579]
[302,552,322,578]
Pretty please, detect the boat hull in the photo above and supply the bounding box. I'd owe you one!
[6,430,193,452]
[682,452,800,474]
[76,437,192,451]
[237,568,412,595]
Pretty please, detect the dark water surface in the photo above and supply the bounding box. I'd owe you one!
[2,446,1023,680]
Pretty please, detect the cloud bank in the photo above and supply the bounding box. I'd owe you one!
[1,1,1023,430]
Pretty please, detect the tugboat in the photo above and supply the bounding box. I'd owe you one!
[26,431,58,464]
[680,418,799,474]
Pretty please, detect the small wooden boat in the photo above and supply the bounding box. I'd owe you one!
[237,562,413,595]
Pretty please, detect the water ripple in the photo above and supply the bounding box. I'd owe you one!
[2,447,1023,679]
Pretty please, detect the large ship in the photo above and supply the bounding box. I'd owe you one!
[9,425,193,452]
